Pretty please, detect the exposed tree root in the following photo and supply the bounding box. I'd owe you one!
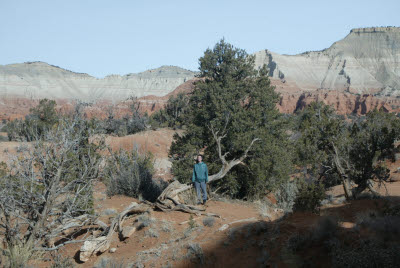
[79,202,151,262]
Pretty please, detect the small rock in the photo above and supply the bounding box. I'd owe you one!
[109,247,117,253]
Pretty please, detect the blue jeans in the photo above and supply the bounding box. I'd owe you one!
[194,181,207,202]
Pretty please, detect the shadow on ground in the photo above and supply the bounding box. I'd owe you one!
[176,196,400,268]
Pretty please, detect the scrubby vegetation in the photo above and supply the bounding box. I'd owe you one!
[150,92,189,129]
[103,149,167,202]
[4,98,149,141]
[0,114,104,267]
[5,99,59,141]
[150,39,400,211]
[1,39,400,267]
[99,100,148,136]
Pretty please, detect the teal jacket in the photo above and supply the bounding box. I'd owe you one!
[192,162,209,182]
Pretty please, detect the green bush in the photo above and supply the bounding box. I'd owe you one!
[150,92,189,129]
[103,149,167,202]
[6,99,59,141]
[274,180,299,212]
[293,179,325,213]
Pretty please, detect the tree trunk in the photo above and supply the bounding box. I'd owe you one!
[156,137,260,213]
[332,143,354,200]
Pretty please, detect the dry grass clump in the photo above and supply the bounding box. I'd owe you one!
[202,217,215,227]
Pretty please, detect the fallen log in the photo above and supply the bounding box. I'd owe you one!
[79,202,151,262]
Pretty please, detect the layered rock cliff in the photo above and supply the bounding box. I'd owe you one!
[0,62,195,101]
[254,27,400,97]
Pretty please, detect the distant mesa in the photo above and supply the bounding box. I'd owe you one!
[0,27,399,118]
[0,63,196,101]
[254,26,400,97]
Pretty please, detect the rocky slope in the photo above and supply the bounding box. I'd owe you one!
[254,27,400,96]
[0,62,195,101]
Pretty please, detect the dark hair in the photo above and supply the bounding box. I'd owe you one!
[196,154,203,163]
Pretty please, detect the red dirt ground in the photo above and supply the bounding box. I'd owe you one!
[2,128,399,267]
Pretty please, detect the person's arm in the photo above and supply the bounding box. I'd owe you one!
[192,166,196,182]
[205,164,209,183]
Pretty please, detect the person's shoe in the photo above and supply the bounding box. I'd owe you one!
[197,201,202,205]
[202,200,207,205]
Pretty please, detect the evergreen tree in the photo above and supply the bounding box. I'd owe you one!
[169,39,292,199]
[295,102,400,199]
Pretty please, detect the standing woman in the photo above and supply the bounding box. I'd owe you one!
[192,155,208,205]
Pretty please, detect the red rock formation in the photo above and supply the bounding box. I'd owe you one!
[1,78,399,122]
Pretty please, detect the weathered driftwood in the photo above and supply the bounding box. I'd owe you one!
[121,221,142,239]
[79,202,151,262]
[46,215,107,248]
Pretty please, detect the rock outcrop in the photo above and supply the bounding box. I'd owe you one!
[0,62,195,101]
[254,27,400,97]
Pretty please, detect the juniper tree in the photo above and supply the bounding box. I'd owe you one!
[295,102,400,199]
[169,39,292,199]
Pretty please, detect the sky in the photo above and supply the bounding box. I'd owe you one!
[0,0,399,78]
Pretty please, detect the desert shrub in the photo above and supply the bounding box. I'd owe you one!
[50,255,75,268]
[99,101,147,136]
[0,117,102,265]
[94,257,127,268]
[293,179,325,213]
[256,201,272,218]
[186,243,204,264]
[161,220,173,232]
[368,215,400,238]
[382,201,400,216]
[137,214,156,228]
[102,208,118,216]
[2,242,37,268]
[145,228,159,238]
[6,99,59,141]
[286,232,312,253]
[313,216,339,241]
[188,214,197,229]
[355,210,379,227]
[103,149,166,202]
[332,240,400,268]
[274,181,299,212]
[294,103,400,200]
[202,217,215,227]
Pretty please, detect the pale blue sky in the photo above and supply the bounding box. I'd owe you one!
[0,0,399,77]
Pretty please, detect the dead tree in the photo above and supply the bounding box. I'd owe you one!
[154,119,259,215]
[0,117,104,264]
[79,202,151,262]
